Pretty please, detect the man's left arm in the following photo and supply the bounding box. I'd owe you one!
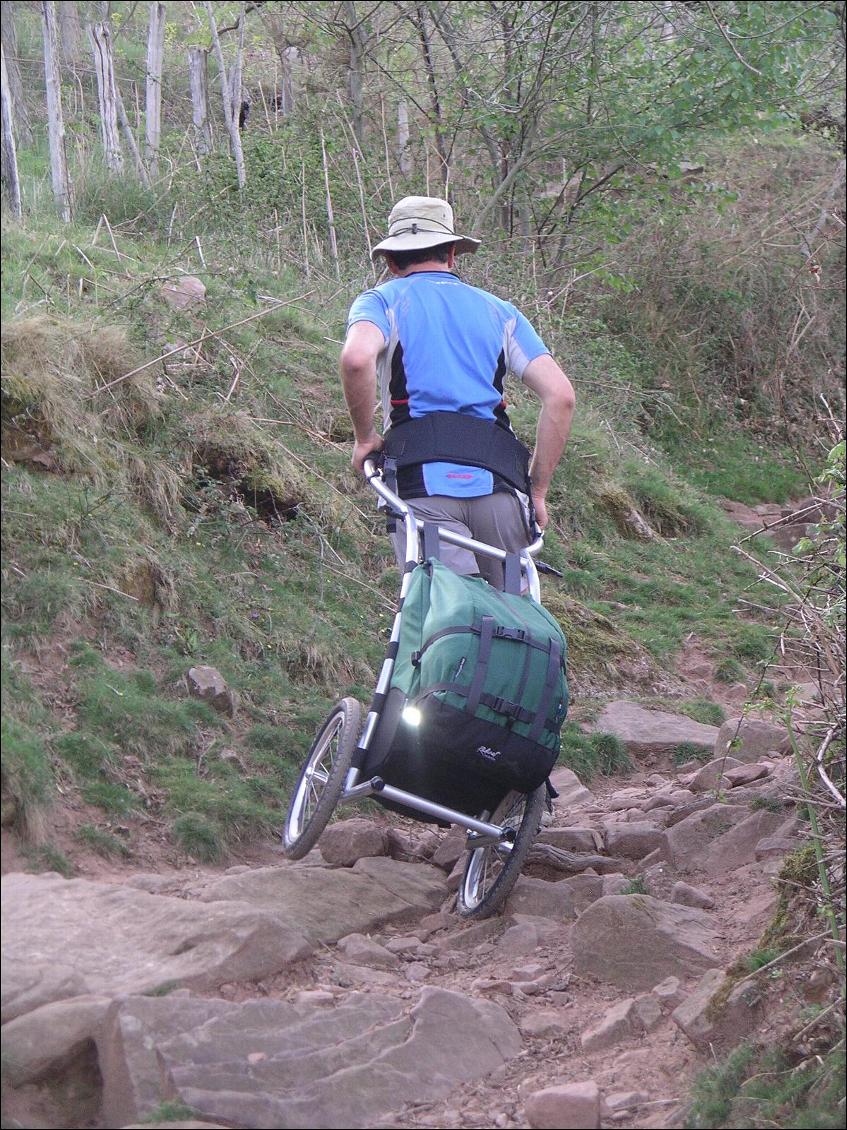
[521,353,576,529]
[340,321,386,472]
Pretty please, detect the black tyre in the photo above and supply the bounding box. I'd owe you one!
[456,785,545,919]
[282,697,361,860]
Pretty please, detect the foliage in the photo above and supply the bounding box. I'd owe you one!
[685,1042,846,1129]
[559,724,632,781]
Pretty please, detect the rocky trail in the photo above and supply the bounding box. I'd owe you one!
[2,700,815,1130]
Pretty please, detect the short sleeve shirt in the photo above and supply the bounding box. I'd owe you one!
[347,271,548,497]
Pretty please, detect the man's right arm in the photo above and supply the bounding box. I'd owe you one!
[521,354,576,529]
[340,320,386,472]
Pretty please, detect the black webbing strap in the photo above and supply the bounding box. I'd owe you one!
[422,522,441,562]
[513,635,534,723]
[528,637,562,743]
[503,553,522,596]
[465,616,495,715]
[417,682,559,733]
[383,412,531,494]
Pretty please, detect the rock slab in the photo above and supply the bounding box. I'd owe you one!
[198,858,448,947]
[571,894,720,989]
[0,873,310,1023]
[586,702,718,758]
[100,988,521,1128]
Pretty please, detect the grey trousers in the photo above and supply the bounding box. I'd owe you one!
[391,491,533,590]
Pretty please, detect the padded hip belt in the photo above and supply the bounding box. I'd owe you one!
[383,412,531,494]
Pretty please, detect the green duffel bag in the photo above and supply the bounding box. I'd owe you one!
[363,558,568,817]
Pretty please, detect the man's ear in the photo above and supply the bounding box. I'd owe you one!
[385,254,401,276]
[447,246,457,269]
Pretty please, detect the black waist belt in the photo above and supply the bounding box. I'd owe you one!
[383,413,531,494]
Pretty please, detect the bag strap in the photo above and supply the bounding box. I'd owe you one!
[465,616,494,715]
[503,552,522,596]
[528,636,563,743]
[422,521,441,562]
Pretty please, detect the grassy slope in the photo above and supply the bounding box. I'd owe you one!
[0,202,799,870]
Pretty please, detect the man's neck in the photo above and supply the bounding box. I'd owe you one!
[396,262,452,277]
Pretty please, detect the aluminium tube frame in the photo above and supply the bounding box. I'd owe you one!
[335,458,543,842]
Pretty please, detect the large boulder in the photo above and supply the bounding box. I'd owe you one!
[0,873,310,1022]
[700,810,788,875]
[571,895,720,989]
[585,702,718,759]
[504,876,576,920]
[672,969,765,1050]
[686,756,744,793]
[549,766,592,807]
[1,995,112,1086]
[714,717,792,762]
[99,988,521,1129]
[602,822,668,860]
[664,804,750,872]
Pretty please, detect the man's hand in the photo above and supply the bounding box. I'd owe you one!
[352,432,384,474]
[532,492,550,530]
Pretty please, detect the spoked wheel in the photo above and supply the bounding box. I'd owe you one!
[456,785,545,919]
[282,697,361,860]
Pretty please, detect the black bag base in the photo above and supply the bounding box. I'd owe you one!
[361,689,554,823]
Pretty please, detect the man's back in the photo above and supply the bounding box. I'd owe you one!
[349,270,546,427]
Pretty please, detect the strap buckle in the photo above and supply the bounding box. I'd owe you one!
[494,626,527,642]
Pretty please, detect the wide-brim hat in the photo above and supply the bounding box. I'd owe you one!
[371,195,481,261]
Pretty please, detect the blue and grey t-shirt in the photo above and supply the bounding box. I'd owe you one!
[346,270,548,498]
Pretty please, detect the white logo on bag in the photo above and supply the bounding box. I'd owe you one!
[477,745,501,761]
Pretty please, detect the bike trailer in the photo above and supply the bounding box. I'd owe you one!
[363,557,569,819]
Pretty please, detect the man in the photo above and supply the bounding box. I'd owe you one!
[341,195,575,588]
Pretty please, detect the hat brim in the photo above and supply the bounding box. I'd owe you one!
[371,233,481,262]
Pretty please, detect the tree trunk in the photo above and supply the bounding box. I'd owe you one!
[1,41,22,217]
[89,22,123,172]
[57,0,83,64]
[1,3,32,146]
[204,0,246,190]
[115,83,151,186]
[342,1,366,150]
[414,4,449,188]
[188,46,213,155]
[320,128,340,278]
[258,7,296,116]
[397,99,412,177]
[41,1,72,222]
[144,1,166,178]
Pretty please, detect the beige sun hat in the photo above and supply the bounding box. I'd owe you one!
[371,196,481,261]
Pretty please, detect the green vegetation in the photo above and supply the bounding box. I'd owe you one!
[140,1101,200,1124]
[75,823,132,859]
[673,743,717,767]
[624,876,648,895]
[685,1042,846,1129]
[559,725,632,781]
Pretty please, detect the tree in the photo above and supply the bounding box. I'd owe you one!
[89,21,123,173]
[41,0,72,222]
[1,40,22,218]
[1,3,32,147]
[145,2,166,179]
[204,0,246,190]
[188,46,213,157]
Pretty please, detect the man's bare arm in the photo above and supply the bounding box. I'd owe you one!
[521,354,576,528]
[340,321,386,472]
